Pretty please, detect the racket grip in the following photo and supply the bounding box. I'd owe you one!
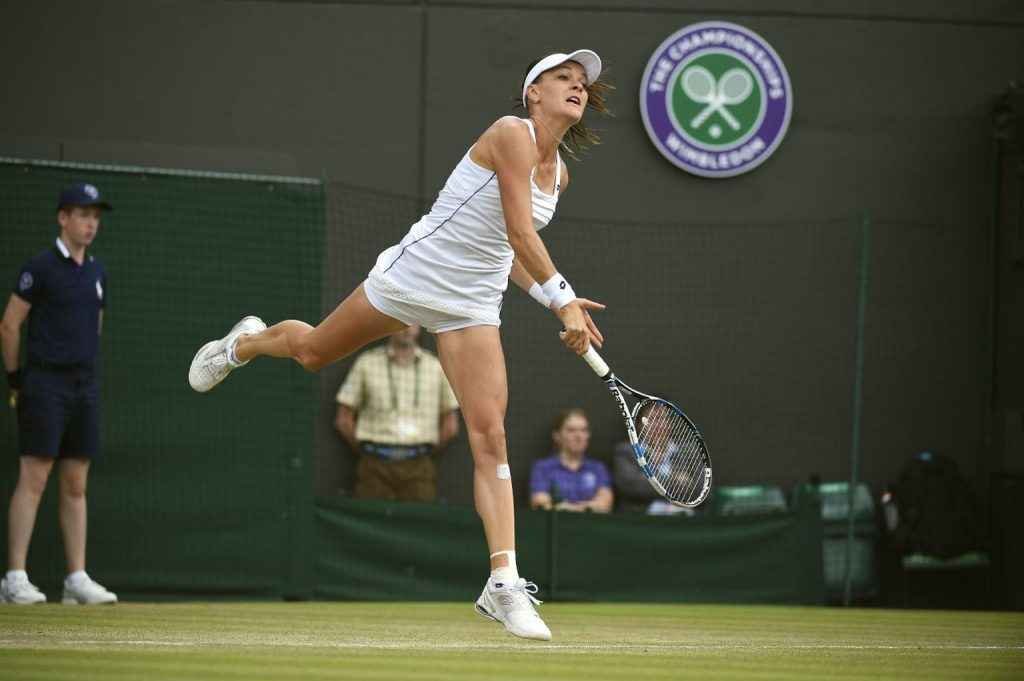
[581,346,611,379]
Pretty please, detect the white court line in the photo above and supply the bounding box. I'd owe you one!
[1,640,1022,652]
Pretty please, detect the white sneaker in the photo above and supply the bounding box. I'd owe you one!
[62,574,117,605]
[475,577,552,641]
[0,575,46,605]
[188,315,267,393]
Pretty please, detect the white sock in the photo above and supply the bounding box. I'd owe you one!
[5,570,27,582]
[66,570,89,586]
[227,338,242,366]
[490,550,519,585]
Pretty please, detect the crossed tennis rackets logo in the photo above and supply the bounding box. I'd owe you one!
[681,66,754,137]
[669,54,761,147]
[639,21,793,178]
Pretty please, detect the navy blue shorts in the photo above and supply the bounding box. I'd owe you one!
[17,366,101,460]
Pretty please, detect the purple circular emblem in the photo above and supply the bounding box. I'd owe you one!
[639,22,793,178]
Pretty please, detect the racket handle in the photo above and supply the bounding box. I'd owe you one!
[581,346,611,379]
[559,331,612,378]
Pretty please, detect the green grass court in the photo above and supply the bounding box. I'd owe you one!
[0,603,1021,680]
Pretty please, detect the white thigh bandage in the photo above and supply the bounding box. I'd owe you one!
[497,464,511,480]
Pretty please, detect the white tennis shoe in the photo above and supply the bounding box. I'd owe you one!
[475,577,552,641]
[0,574,46,605]
[62,574,117,605]
[188,316,267,393]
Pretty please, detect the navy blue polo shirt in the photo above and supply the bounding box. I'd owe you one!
[13,238,107,368]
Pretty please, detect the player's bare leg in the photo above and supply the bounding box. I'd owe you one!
[189,284,405,392]
[436,325,551,641]
[236,284,405,371]
[437,326,513,553]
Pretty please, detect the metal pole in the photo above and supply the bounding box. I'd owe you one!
[844,212,871,606]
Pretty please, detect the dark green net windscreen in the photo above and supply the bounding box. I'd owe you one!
[0,160,324,599]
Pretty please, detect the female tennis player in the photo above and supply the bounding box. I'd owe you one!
[189,49,610,641]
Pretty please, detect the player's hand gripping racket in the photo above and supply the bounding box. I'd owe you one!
[579,345,712,507]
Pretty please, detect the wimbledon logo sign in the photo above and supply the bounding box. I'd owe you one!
[639,22,793,178]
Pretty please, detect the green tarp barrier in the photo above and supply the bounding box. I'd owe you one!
[316,498,825,604]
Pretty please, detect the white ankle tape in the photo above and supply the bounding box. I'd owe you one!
[490,550,518,578]
[497,464,511,480]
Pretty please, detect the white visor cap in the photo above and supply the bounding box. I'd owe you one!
[521,49,603,108]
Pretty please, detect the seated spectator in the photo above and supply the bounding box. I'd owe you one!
[614,439,699,515]
[530,408,613,513]
[612,440,660,513]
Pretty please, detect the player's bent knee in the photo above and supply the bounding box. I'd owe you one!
[293,336,327,372]
[296,351,325,373]
[467,425,506,446]
[467,430,507,467]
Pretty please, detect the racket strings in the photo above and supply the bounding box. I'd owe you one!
[636,401,707,503]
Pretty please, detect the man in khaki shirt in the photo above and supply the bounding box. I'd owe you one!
[335,325,459,501]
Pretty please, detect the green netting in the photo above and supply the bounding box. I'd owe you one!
[0,160,324,599]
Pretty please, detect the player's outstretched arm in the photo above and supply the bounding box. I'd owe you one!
[480,119,605,352]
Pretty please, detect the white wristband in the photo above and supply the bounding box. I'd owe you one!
[540,273,576,311]
[528,282,552,308]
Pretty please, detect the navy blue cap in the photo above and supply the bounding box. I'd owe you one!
[57,182,113,211]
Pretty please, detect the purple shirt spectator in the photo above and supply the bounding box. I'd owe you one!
[530,455,612,504]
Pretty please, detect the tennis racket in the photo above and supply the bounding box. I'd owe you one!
[579,346,712,508]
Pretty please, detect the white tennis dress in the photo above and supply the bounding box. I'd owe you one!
[365,117,561,333]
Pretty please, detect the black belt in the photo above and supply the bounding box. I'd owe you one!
[360,442,433,461]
